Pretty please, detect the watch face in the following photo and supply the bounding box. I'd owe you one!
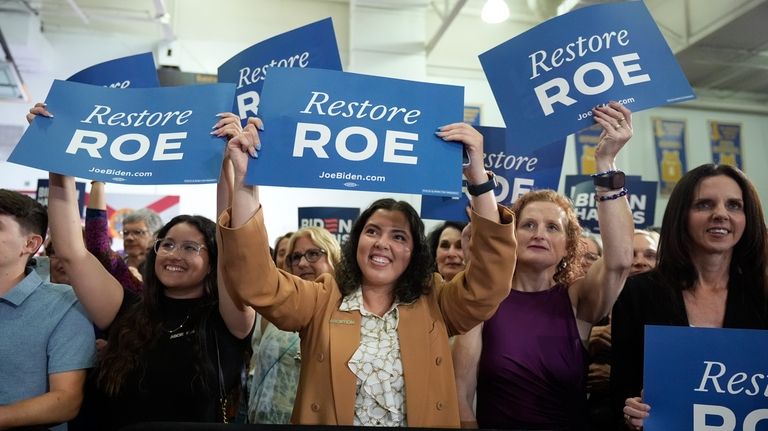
[593,171,626,189]
[611,171,626,189]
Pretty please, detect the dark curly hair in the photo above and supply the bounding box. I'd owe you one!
[656,164,767,297]
[97,215,219,396]
[336,199,433,304]
[511,189,584,285]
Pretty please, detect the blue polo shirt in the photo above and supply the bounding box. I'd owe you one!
[0,268,95,405]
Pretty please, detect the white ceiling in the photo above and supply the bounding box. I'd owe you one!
[1,0,767,106]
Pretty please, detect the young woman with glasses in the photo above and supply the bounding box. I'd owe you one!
[217,117,517,427]
[30,103,255,429]
[247,227,341,424]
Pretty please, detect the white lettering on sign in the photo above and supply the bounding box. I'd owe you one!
[81,105,193,127]
[534,54,650,116]
[528,30,630,79]
[66,129,186,161]
[300,91,422,125]
[292,122,418,165]
[236,52,310,89]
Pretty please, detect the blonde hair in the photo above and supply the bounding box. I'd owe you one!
[287,227,342,269]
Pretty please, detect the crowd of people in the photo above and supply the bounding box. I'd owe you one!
[0,99,766,431]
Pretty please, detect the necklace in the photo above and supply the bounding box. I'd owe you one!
[164,314,191,334]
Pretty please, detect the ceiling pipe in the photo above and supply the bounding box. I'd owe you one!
[64,0,90,25]
[426,0,468,55]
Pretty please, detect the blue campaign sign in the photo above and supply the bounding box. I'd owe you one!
[9,80,235,185]
[421,125,566,221]
[480,1,695,145]
[644,325,768,431]
[298,206,360,245]
[253,67,464,196]
[67,52,160,88]
[566,175,657,232]
[218,17,342,121]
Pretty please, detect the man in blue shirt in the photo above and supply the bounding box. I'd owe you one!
[0,189,95,429]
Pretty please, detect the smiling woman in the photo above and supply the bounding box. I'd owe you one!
[218,116,517,427]
[31,102,255,429]
[612,163,768,430]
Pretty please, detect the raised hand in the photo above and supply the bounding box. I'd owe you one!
[435,122,486,184]
[226,117,263,180]
[591,102,633,165]
[26,102,53,124]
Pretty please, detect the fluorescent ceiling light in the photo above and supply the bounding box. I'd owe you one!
[481,0,510,24]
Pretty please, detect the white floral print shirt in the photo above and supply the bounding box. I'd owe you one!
[339,288,407,427]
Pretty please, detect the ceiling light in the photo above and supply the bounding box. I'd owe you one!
[481,0,510,24]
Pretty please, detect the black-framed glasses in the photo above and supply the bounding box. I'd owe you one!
[153,239,207,258]
[288,248,327,266]
[123,229,149,238]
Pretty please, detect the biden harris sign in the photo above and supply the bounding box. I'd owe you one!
[9,80,235,184]
[480,1,694,145]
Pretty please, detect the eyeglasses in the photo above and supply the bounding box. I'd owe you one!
[123,229,149,238]
[153,239,207,258]
[288,248,327,266]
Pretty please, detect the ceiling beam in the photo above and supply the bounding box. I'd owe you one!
[426,0,467,55]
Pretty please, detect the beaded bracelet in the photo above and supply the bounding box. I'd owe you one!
[596,187,628,201]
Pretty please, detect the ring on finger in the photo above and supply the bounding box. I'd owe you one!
[618,116,626,122]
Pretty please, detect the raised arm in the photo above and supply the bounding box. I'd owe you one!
[436,123,498,223]
[572,102,635,324]
[27,103,124,330]
[48,173,124,329]
[212,113,254,339]
[85,181,143,293]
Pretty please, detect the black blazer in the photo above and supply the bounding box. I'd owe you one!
[609,270,767,428]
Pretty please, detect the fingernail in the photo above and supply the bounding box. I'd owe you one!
[211,124,218,129]
[209,131,216,135]
[255,142,262,151]
[46,114,54,118]
[215,112,226,117]
[435,127,442,132]
[42,103,48,107]
[257,124,264,131]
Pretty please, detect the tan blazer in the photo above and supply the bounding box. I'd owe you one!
[218,206,516,428]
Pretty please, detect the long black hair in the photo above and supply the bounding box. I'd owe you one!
[656,164,767,297]
[336,199,433,303]
[97,215,219,395]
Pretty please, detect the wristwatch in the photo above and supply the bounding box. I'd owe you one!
[467,171,498,196]
[592,170,625,189]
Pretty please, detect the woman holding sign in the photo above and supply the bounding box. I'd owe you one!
[218,117,517,427]
[30,103,255,429]
[612,164,768,430]
[452,102,635,430]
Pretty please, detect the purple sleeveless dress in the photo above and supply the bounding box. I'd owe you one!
[477,284,588,430]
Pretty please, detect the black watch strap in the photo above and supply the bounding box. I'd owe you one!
[467,171,497,196]
[592,170,625,189]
